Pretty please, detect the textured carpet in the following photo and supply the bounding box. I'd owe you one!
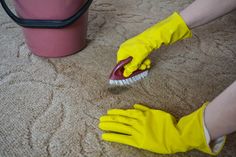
[0,0,236,157]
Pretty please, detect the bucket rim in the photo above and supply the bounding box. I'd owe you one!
[0,0,93,28]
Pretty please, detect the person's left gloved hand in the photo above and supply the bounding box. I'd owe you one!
[99,104,225,155]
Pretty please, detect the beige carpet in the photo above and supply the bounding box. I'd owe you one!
[1,0,236,156]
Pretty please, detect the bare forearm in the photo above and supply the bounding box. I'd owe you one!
[180,0,236,29]
[204,81,236,140]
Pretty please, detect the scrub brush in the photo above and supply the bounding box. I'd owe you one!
[109,57,148,86]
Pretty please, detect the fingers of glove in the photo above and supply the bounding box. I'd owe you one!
[123,55,144,77]
[99,122,136,135]
[100,115,139,126]
[138,58,152,70]
[138,64,147,70]
[144,58,151,69]
[133,104,150,111]
[143,58,151,66]
[107,109,143,119]
[123,63,139,77]
[101,133,135,147]
[117,48,130,63]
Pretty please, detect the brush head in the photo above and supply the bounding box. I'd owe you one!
[109,57,148,86]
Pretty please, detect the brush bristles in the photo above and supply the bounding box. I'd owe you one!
[109,71,148,86]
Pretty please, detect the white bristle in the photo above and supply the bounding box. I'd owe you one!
[109,71,148,86]
[143,71,148,76]
[132,76,137,81]
[127,79,130,84]
[127,78,132,83]
[109,80,114,85]
[136,75,141,80]
[123,80,128,84]
[130,78,134,83]
[128,78,133,84]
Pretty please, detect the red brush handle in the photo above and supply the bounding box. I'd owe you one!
[112,57,132,73]
[109,57,145,80]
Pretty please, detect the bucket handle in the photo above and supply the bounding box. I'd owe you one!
[0,0,93,28]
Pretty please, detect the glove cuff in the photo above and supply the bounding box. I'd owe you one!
[177,102,225,155]
[137,12,192,50]
[165,12,192,43]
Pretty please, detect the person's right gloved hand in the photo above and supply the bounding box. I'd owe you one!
[117,12,192,77]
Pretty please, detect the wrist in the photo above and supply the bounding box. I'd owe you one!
[203,103,226,154]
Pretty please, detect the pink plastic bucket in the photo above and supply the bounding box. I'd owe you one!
[1,0,93,57]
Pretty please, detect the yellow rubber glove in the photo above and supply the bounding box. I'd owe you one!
[117,12,192,77]
[99,103,225,155]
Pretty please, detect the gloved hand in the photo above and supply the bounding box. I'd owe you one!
[99,103,225,155]
[117,12,192,77]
